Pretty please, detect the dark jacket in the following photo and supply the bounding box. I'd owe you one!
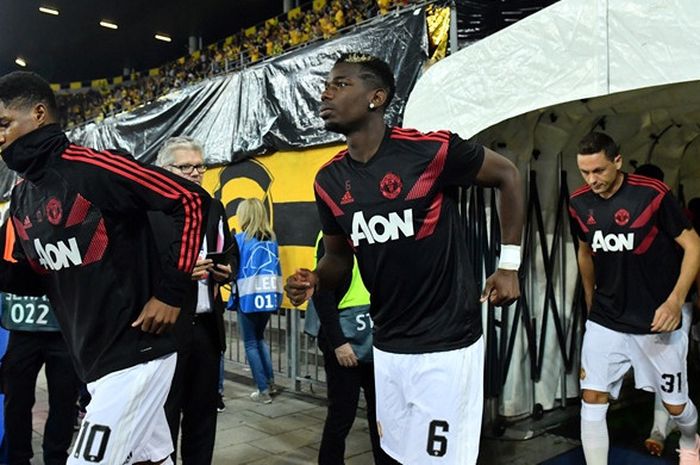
[150,198,236,352]
[0,124,210,382]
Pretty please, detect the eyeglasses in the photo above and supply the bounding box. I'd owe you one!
[170,164,207,174]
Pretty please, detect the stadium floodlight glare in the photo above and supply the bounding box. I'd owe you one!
[39,6,60,16]
[99,20,118,30]
[154,33,172,42]
[15,57,27,67]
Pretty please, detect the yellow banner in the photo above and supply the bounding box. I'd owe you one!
[201,144,345,309]
[426,5,451,63]
[50,84,61,92]
[313,0,327,12]
[69,81,82,90]
[148,68,160,77]
[224,35,234,45]
[113,76,124,85]
[265,17,279,27]
[287,6,302,20]
[245,26,257,37]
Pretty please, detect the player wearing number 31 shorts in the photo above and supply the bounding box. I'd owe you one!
[569,132,700,465]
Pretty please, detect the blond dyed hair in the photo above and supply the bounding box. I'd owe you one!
[237,198,275,241]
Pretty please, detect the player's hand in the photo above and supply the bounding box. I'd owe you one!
[210,263,232,282]
[651,296,682,332]
[334,342,359,367]
[284,269,317,307]
[132,297,180,335]
[192,258,213,280]
[480,269,520,306]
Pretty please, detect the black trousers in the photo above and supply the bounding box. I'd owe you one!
[165,313,220,465]
[318,338,401,465]
[1,331,80,465]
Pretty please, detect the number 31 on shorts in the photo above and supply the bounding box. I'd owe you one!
[427,420,450,457]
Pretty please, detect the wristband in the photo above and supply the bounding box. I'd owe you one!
[498,244,521,271]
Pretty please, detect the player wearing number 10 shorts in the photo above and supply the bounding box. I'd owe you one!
[0,71,209,465]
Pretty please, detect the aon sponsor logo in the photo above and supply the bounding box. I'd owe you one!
[350,209,414,246]
[591,230,634,252]
[34,237,83,271]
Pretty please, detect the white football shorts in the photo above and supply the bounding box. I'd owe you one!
[580,306,691,406]
[68,353,177,465]
[374,337,484,465]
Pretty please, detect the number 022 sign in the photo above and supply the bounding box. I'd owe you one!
[0,293,60,332]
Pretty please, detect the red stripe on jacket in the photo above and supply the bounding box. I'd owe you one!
[62,145,202,272]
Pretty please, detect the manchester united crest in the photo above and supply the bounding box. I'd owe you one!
[614,208,630,226]
[379,172,402,200]
[46,197,63,226]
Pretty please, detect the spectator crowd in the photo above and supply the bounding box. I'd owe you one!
[56,0,413,128]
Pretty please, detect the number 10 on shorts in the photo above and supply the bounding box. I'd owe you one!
[73,421,111,462]
[427,420,449,457]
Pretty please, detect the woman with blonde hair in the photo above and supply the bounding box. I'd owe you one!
[233,198,282,403]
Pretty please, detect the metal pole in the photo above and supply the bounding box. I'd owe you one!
[290,309,300,391]
[527,165,537,413]
[558,153,568,408]
[449,1,459,55]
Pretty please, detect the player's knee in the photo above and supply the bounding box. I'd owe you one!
[662,402,685,416]
[581,389,609,404]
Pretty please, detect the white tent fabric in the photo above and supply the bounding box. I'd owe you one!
[404,0,700,418]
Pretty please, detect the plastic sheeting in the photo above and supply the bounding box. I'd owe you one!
[72,8,428,160]
[404,0,700,141]
[403,0,700,418]
[0,7,428,200]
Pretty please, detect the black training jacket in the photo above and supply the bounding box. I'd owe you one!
[0,124,210,382]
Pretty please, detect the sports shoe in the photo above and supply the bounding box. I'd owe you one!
[217,394,226,413]
[250,390,272,404]
[678,434,700,465]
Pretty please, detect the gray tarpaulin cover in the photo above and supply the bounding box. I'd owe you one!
[0,8,427,200]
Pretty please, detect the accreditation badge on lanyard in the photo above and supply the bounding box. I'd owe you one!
[0,293,61,332]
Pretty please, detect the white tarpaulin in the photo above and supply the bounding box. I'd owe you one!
[404,0,700,418]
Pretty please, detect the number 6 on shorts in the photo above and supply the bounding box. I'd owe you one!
[427,420,449,457]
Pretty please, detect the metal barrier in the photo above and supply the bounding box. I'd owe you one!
[474,161,586,423]
[223,308,328,389]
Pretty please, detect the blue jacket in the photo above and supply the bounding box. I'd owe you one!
[232,232,282,313]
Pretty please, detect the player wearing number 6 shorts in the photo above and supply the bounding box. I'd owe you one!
[569,132,700,465]
[285,53,524,465]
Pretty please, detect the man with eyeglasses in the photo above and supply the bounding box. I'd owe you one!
[152,136,235,465]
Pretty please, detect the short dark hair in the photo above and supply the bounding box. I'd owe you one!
[335,52,396,109]
[577,132,619,161]
[634,163,665,182]
[0,71,58,115]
